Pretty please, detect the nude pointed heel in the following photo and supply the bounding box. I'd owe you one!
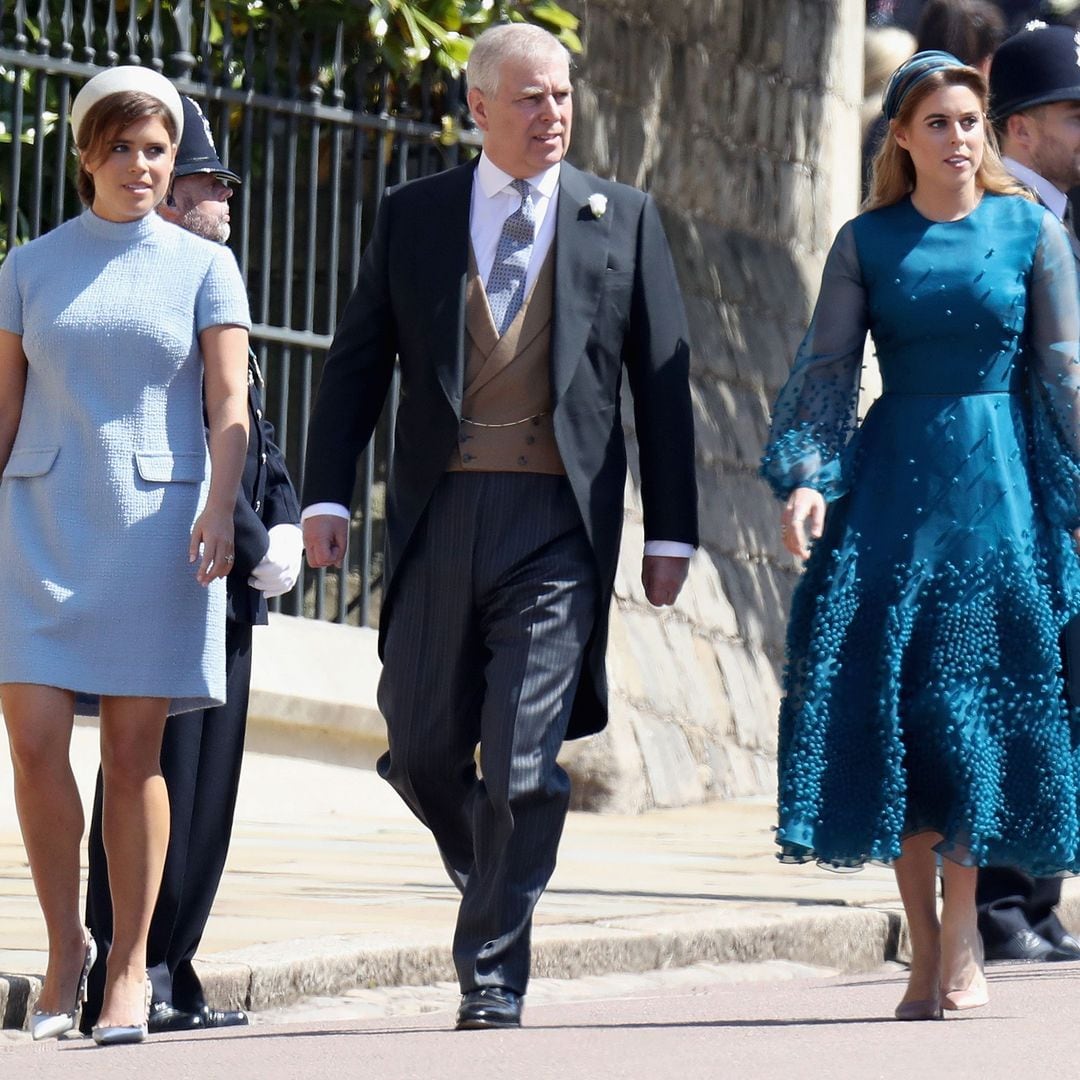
[942,934,989,1012]
[941,978,989,1012]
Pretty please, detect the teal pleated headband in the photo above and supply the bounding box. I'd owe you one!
[882,50,965,121]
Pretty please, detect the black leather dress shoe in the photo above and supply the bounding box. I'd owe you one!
[197,1006,249,1028]
[455,988,522,1030]
[1046,932,1080,961]
[983,928,1055,962]
[147,1001,204,1034]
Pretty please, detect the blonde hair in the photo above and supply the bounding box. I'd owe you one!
[865,66,1031,211]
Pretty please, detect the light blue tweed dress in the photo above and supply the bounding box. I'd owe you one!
[0,210,251,713]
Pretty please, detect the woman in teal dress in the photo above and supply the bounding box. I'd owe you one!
[762,51,1080,1020]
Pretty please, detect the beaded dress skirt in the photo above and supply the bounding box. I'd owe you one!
[762,194,1080,872]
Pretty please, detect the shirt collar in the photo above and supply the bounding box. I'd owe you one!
[1003,156,1068,220]
[476,151,561,200]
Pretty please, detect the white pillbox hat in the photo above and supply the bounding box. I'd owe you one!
[70,66,184,148]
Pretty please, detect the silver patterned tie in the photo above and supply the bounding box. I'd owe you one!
[487,178,535,335]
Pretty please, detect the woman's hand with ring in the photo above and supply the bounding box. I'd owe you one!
[781,487,826,560]
[189,505,236,585]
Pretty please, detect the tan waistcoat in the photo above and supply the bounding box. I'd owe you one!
[446,247,565,475]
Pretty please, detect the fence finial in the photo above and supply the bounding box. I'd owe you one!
[168,0,195,79]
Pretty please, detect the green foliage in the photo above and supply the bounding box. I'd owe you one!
[0,1,583,254]
[204,1,580,82]
[3,2,580,115]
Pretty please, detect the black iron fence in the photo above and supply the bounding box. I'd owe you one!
[0,0,481,626]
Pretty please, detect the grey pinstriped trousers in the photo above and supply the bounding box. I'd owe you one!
[376,472,598,993]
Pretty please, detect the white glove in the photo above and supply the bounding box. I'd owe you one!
[249,523,303,597]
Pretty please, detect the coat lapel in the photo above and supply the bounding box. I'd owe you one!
[551,162,612,404]
[425,160,476,415]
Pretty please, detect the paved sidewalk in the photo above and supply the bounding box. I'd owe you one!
[3,722,1077,1030]
[7,962,1080,1080]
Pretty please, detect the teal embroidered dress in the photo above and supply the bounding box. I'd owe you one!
[762,193,1080,872]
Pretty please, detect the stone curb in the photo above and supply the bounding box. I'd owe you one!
[6,891,1079,1028]
[175,904,907,1012]
[0,903,904,1027]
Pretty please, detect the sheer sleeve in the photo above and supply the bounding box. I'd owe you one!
[760,221,868,501]
[1027,212,1080,529]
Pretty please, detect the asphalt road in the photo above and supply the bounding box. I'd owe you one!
[5,960,1079,1080]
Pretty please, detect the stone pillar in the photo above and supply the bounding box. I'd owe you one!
[559,0,865,812]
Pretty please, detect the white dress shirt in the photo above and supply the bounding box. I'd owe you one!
[1002,156,1068,221]
[303,153,694,560]
[471,152,560,292]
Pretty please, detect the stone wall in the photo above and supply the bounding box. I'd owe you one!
[559,0,865,812]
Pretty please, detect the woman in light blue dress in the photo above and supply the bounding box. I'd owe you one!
[763,52,1080,1020]
[0,69,250,1043]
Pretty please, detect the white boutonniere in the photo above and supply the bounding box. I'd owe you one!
[587,193,608,219]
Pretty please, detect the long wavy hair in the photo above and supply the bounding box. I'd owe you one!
[864,65,1030,211]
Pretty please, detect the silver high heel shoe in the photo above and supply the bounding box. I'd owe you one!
[30,930,97,1041]
[92,975,151,1046]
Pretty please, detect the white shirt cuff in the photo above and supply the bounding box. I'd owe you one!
[643,541,695,558]
[301,502,350,522]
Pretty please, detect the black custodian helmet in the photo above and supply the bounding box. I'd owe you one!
[173,96,241,184]
[990,23,1080,122]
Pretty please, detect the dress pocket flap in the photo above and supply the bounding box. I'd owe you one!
[2,446,59,478]
[134,451,205,484]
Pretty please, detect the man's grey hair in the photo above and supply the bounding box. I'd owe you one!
[466,23,571,96]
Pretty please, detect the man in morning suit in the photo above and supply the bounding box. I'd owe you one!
[975,22,1080,963]
[82,96,304,1034]
[302,24,698,1029]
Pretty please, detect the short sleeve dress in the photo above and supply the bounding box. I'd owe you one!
[0,210,251,714]
[761,193,1080,874]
